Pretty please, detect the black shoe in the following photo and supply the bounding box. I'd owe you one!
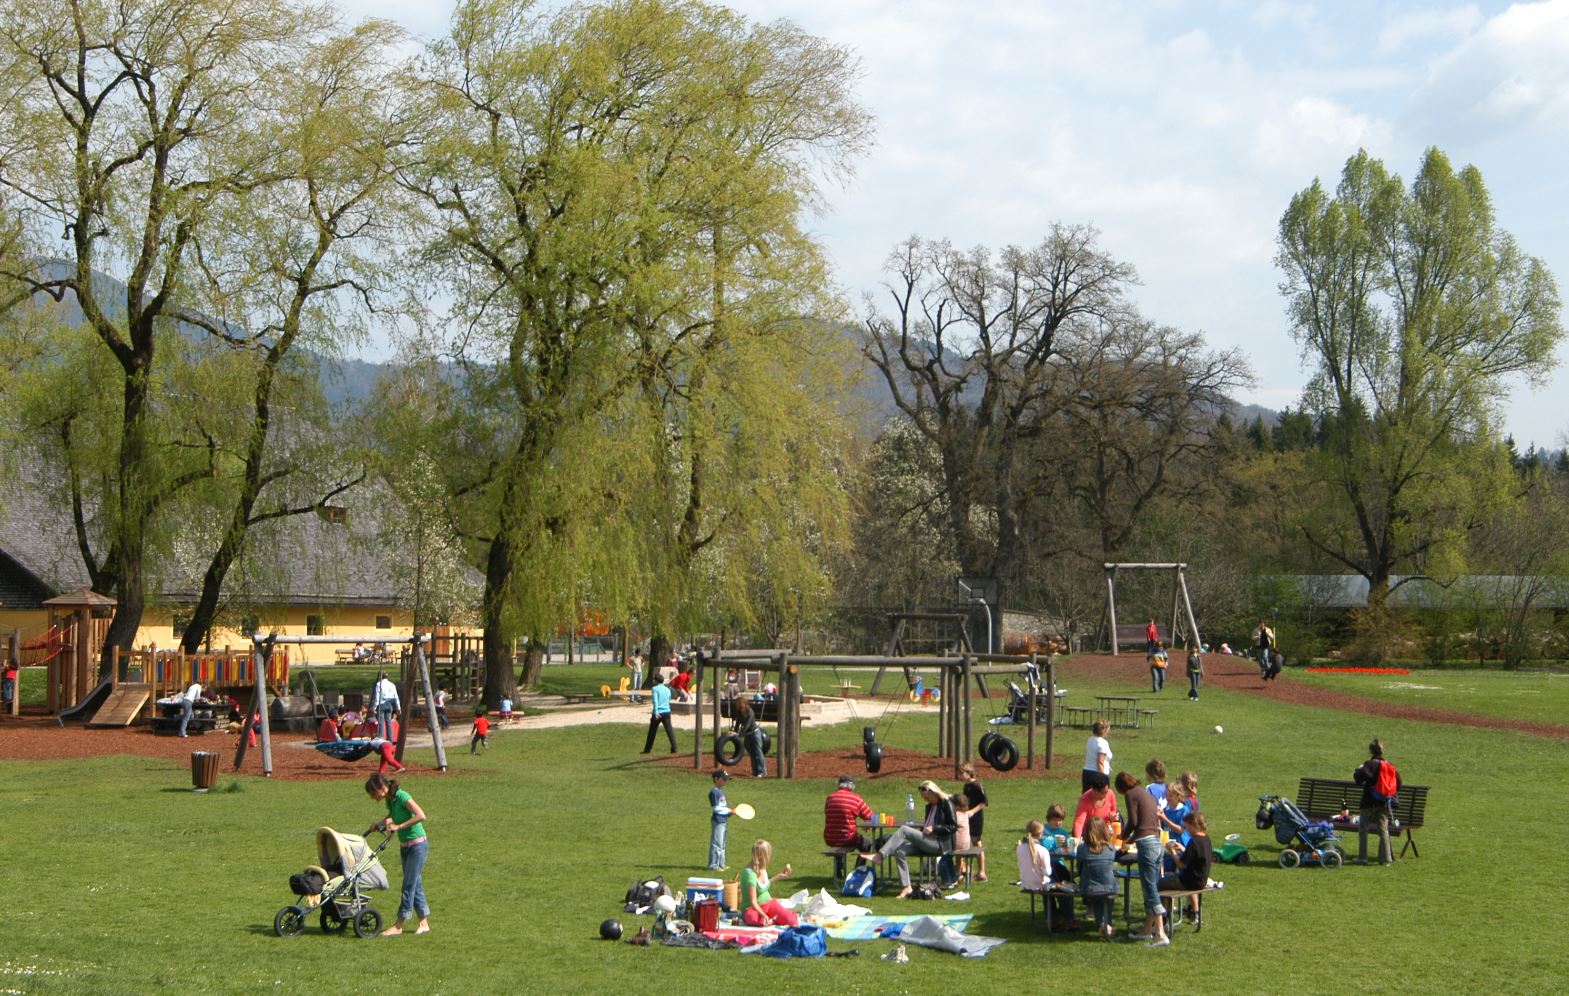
[641,749,651,754]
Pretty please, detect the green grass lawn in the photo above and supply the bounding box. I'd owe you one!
[2,666,1564,993]
[1293,665,1569,725]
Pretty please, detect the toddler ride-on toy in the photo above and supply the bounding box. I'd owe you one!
[1215,833,1251,864]
[1256,795,1344,869]
[275,826,395,938]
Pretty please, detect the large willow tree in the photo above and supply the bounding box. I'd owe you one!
[404,0,868,700]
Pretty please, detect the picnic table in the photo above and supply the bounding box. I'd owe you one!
[1095,695,1142,728]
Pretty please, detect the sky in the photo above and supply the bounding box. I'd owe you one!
[341,0,1569,448]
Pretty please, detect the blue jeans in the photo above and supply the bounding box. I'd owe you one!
[377,705,396,740]
[743,728,767,777]
[1,677,13,704]
[631,670,644,702]
[398,838,430,920]
[1188,671,1201,698]
[178,698,194,736]
[1150,666,1164,692]
[709,819,727,870]
[1135,835,1165,916]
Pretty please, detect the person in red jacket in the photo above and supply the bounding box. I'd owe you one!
[668,666,694,702]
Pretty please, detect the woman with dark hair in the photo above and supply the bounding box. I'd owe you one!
[1115,770,1169,947]
[365,773,430,936]
[733,698,766,778]
[641,672,677,754]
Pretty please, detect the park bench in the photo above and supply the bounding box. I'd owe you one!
[1296,777,1428,858]
[559,692,596,705]
[822,846,856,882]
[1021,882,1082,931]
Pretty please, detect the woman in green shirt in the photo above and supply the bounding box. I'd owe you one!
[739,839,796,927]
[365,773,430,936]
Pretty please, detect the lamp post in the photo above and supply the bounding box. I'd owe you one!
[958,580,993,655]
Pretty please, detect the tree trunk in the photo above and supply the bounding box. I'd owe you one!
[480,533,517,710]
[100,366,153,675]
[518,638,545,689]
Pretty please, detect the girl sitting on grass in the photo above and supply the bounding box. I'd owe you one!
[740,839,796,927]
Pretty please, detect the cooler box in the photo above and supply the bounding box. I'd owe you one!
[686,876,723,908]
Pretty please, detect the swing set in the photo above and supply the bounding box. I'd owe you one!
[1100,562,1203,655]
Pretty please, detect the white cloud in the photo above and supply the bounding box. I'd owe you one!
[1407,0,1569,137]
[1378,5,1483,53]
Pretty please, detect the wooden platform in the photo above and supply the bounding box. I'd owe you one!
[87,684,151,727]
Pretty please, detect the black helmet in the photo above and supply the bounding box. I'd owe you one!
[599,918,623,941]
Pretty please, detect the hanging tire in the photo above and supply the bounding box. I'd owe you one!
[274,906,305,938]
[1279,849,1301,869]
[759,730,772,755]
[320,904,348,934]
[714,733,743,766]
[353,907,383,938]
[977,731,999,759]
[985,735,1019,772]
[863,742,882,774]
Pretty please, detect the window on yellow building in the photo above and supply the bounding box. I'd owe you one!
[306,615,324,636]
[375,615,391,630]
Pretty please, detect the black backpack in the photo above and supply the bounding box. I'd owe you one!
[623,875,671,912]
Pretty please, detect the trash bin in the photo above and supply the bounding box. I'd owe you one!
[191,751,219,792]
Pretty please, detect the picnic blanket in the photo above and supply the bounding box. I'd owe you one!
[900,914,1006,958]
[701,925,780,947]
[823,913,972,941]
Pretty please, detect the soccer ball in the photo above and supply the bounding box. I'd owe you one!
[1213,725,1224,734]
[599,919,623,940]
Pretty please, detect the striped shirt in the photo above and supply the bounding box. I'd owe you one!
[823,789,874,847]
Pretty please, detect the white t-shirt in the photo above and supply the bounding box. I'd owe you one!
[372,678,399,711]
[183,682,203,703]
[1083,735,1112,773]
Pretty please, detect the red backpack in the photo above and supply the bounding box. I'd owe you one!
[1372,759,1399,803]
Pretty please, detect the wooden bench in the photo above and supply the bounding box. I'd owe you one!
[916,846,981,891]
[1296,777,1428,858]
[822,846,855,882]
[559,692,597,705]
[1022,883,1082,931]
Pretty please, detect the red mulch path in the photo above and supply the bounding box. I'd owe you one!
[0,713,460,782]
[5,650,1565,781]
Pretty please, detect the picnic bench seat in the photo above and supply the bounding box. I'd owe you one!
[559,692,597,705]
[823,846,856,881]
[916,846,980,892]
[1158,885,1219,937]
[1297,777,1428,858]
[1021,883,1082,931]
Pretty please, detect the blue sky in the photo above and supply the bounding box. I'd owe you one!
[347,0,1569,448]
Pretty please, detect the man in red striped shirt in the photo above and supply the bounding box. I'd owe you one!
[824,775,876,880]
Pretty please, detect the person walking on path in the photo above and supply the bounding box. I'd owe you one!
[1353,738,1401,866]
[365,773,430,936]
[1116,770,1169,948]
[1254,620,1275,678]
[370,671,400,740]
[1185,646,1203,700]
[642,672,678,754]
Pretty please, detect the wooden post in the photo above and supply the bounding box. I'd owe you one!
[710,655,722,767]
[692,653,703,771]
[1045,656,1056,769]
[1026,653,1037,770]
[959,656,972,778]
[414,637,448,772]
[773,655,787,780]
[234,637,275,776]
[1106,566,1121,655]
[1169,568,1183,647]
[1179,567,1202,650]
[936,666,947,758]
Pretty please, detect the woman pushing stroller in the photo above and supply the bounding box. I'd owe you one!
[365,773,430,936]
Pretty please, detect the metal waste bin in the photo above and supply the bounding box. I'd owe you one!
[191,751,219,792]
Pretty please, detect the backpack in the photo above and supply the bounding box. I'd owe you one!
[1372,760,1399,804]
[757,924,828,959]
[841,864,875,898]
[623,875,671,912]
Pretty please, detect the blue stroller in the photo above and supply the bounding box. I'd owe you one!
[1256,795,1344,869]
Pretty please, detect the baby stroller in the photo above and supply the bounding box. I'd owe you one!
[1256,795,1343,869]
[1003,681,1051,725]
[275,826,394,938]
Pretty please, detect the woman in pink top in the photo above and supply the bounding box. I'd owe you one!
[1072,781,1119,838]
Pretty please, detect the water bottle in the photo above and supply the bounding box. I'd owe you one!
[906,793,916,825]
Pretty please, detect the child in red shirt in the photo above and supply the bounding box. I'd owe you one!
[470,709,490,754]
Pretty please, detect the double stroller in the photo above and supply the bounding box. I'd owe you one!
[1256,795,1343,869]
[274,826,393,938]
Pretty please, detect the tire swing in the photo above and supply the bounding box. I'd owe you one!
[862,673,914,774]
[977,678,1019,772]
[715,733,743,766]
